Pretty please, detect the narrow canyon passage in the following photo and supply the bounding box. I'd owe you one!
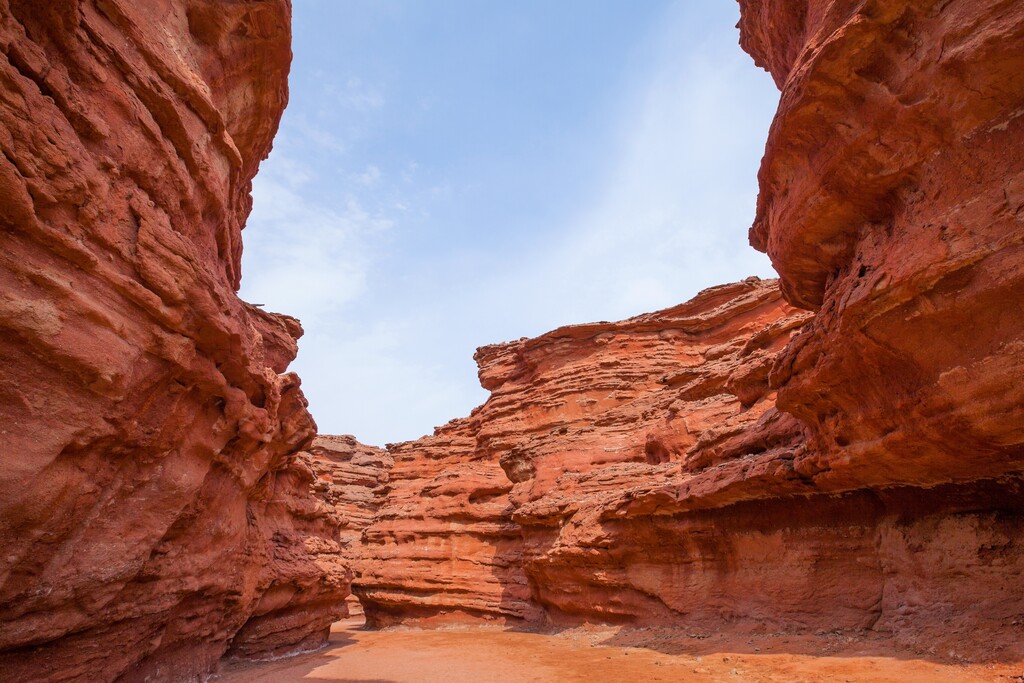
[217,618,1019,683]
[2,0,1023,681]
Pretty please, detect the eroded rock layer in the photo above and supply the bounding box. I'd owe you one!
[356,414,538,627]
[346,0,1024,656]
[0,1,345,680]
[352,277,1024,657]
[355,278,809,627]
[303,435,393,617]
[738,0,1024,482]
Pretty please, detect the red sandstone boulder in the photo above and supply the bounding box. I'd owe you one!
[0,1,346,680]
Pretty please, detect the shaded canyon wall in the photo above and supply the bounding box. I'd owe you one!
[0,1,348,681]
[302,435,393,617]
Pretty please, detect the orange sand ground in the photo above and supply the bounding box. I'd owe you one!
[217,619,1024,682]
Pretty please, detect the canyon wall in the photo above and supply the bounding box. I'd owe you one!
[354,278,810,626]
[356,415,538,626]
[347,0,1024,658]
[0,1,346,681]
[737,0,1024,493]
[303,435,393,617]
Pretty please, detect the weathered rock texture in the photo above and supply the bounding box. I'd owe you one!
[731,0,1024,652]
[354,276,1024,656]
[356,414,538,627]
[351,1,1024,653]
[738,0,1024,495]
[354,279,810,627]
[303,435,392,617]
[0,1,346,681]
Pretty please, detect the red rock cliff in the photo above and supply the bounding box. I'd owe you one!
[0,1,346,680]
[738,0,1024,489]
[354,278,810,627]
[349,0,1024,655]
[302,435,393,617]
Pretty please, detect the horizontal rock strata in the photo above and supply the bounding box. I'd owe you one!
[355,415,538,627]
[303,435,393,617]
[0,1,346,680]
[341,0,1024,659]
[354,278,810,627]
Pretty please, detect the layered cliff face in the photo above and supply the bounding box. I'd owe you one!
[356,415,538,627]
[302,435,393,617]
[353,267,1023,655]
[0,1,346,681]
[354,278,810,626]
[737,0,1024,486]
[733,0,1024,648]
[350,1,1024,652]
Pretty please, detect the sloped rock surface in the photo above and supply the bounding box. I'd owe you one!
[0,1,346,680]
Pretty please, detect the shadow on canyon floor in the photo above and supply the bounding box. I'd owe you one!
[215,618,1024,683]
[216,626,396,683]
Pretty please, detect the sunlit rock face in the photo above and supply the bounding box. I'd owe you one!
[353,279,812,627]
[0,1,346,680]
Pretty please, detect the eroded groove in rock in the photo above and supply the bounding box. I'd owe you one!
[0,1,346,680]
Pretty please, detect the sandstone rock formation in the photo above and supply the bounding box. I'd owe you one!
[354,278,810,626]
[0,1,346,680]
[731,0,1024,652]
[738,0,1024,491]
[5,0,1024,678]
[357,414,539,627]
[302,435,393,617]
[349,1,1024,656]
[352,266,1023,656]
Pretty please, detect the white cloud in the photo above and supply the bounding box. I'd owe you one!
[240,6,780,446]
[353,165,382,187]
[333,76,385,111]
[240,145,392,325]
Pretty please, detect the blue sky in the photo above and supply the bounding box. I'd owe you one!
[239,0,780,446]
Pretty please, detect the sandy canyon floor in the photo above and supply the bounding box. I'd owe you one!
[217,618,1023,683]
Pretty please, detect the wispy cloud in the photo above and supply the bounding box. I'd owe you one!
[240,3,780,445]
[332,76,386,112]
[240,141,393,325]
